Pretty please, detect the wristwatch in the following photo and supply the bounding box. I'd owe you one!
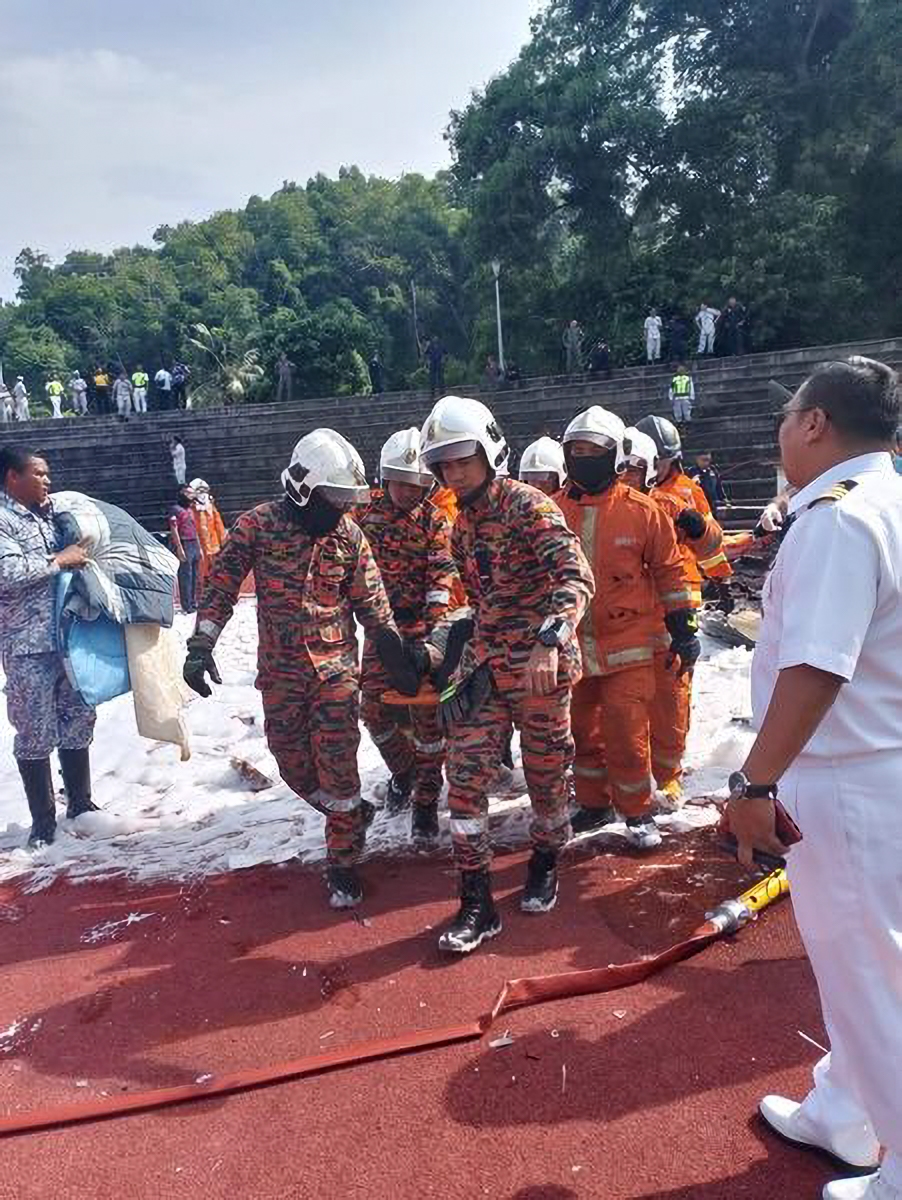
[537,616,571,648]
[728,770,778,801]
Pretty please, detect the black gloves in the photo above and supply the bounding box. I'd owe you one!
[183,635,222,697]
[675,508,707,540]
[432,617,475,693]
[664,609,701,676]
[375,628,431,697]
[438,664,494,733]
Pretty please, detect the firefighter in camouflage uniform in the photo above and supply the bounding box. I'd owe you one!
[380,396,594,954]
[183,429,397,910]
[358,427,460,845]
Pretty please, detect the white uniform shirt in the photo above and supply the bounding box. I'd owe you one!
[752,452,902,758]
[644,315,662,338]
[696,306,719,333]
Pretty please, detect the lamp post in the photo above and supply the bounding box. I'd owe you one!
[491,259,505,376]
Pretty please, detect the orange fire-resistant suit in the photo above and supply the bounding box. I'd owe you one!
[556,480,693,818]
[648,471,732,787]
[194,501,228,592]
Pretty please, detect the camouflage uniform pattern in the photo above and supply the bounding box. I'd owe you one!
[4,652,96,760]
[0,495,97,760]
[444,478,595,869]
[358,491,458,807]
[0,494,61,657]
[196,498,396,861]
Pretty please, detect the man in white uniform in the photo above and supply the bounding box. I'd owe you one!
[13,377,29,421]
[644,308,663,363]
[727,357,902,1200]
[69,371,88,415]
[695,302,720,355]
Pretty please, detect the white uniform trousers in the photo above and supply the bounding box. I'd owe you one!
[782,751,902,1186]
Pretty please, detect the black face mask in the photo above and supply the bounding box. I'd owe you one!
[284,490,345,537]
[566,450,618,494]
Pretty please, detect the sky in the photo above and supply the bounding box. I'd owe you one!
[0,0,540,301]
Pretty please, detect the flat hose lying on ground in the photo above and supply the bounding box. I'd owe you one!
[0,869,789,1137]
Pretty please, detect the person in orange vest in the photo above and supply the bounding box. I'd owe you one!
[556,407,698,848]
[190,478,228,591]
[634,415,732,807]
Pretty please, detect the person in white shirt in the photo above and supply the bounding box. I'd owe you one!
[112,369,133,418]
[154,366,172,410]
[644,308,663,363]
[727,357,902,1200]
[12,377,29,421]
[168,435,187,486]
[695,303,720,355]
[69,372,88,415]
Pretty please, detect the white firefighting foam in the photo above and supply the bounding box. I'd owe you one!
[0,598,754,891]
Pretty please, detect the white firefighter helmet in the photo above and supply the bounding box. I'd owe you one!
[379,427,432,488]
[635,414,682,461]
[518,436,566,489]
[622,427,658,488]
[562,405,627,470]
[420,395,509,478]
[281,429,370,509]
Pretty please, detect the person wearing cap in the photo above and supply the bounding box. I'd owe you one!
[382,396,594,952]
[695,301,720,355]
[69,371,88,416]
[189,478,227,593]
[182,429,398,910]
[13,376,29,422]
[556,408,696,847]
[131,365,149,414]
[518,435,567,496]
[45,376,65,419]
[636,414,732,806]
[357,428,460,845]
[726,357,902,1200]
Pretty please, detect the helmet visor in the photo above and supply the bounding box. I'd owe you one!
[421,438,479,467]
[382,465,433,487]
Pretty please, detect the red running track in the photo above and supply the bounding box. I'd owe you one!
[0,830,838,1198]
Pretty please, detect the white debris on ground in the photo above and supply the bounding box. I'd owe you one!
[0,599,755,891]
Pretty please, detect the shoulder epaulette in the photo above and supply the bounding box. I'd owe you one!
[807,479,858,510]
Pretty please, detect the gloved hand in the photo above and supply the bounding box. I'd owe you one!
[664,609,701,676]
[675,508,707,540]
[183,634,222,697]
[438,664,494,733]
[754,502,785,537]
[432,616,476,693]
[375,628,431,697]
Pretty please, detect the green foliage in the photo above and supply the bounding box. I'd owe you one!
[2,1,901,399]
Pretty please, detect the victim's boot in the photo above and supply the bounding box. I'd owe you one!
[59,748,100,818]
[17,758,57,847]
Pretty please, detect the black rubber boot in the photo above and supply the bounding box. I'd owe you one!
[411,804,440,848]
[17,759,57,847]
[59,748,99,819]
[326,863,363,909]
[520,847,559,914]
[438,869,501,954]
[570,804,616,835]
[385,771,413,815]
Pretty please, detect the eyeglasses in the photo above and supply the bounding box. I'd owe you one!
[774,402,827,437]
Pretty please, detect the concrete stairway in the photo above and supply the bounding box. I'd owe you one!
[2,336,900,535]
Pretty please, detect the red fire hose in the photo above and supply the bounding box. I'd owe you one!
[0,870,788,1138]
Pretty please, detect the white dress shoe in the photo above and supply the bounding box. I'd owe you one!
[824,1172,900,1200]
[759,1094,880,1170]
